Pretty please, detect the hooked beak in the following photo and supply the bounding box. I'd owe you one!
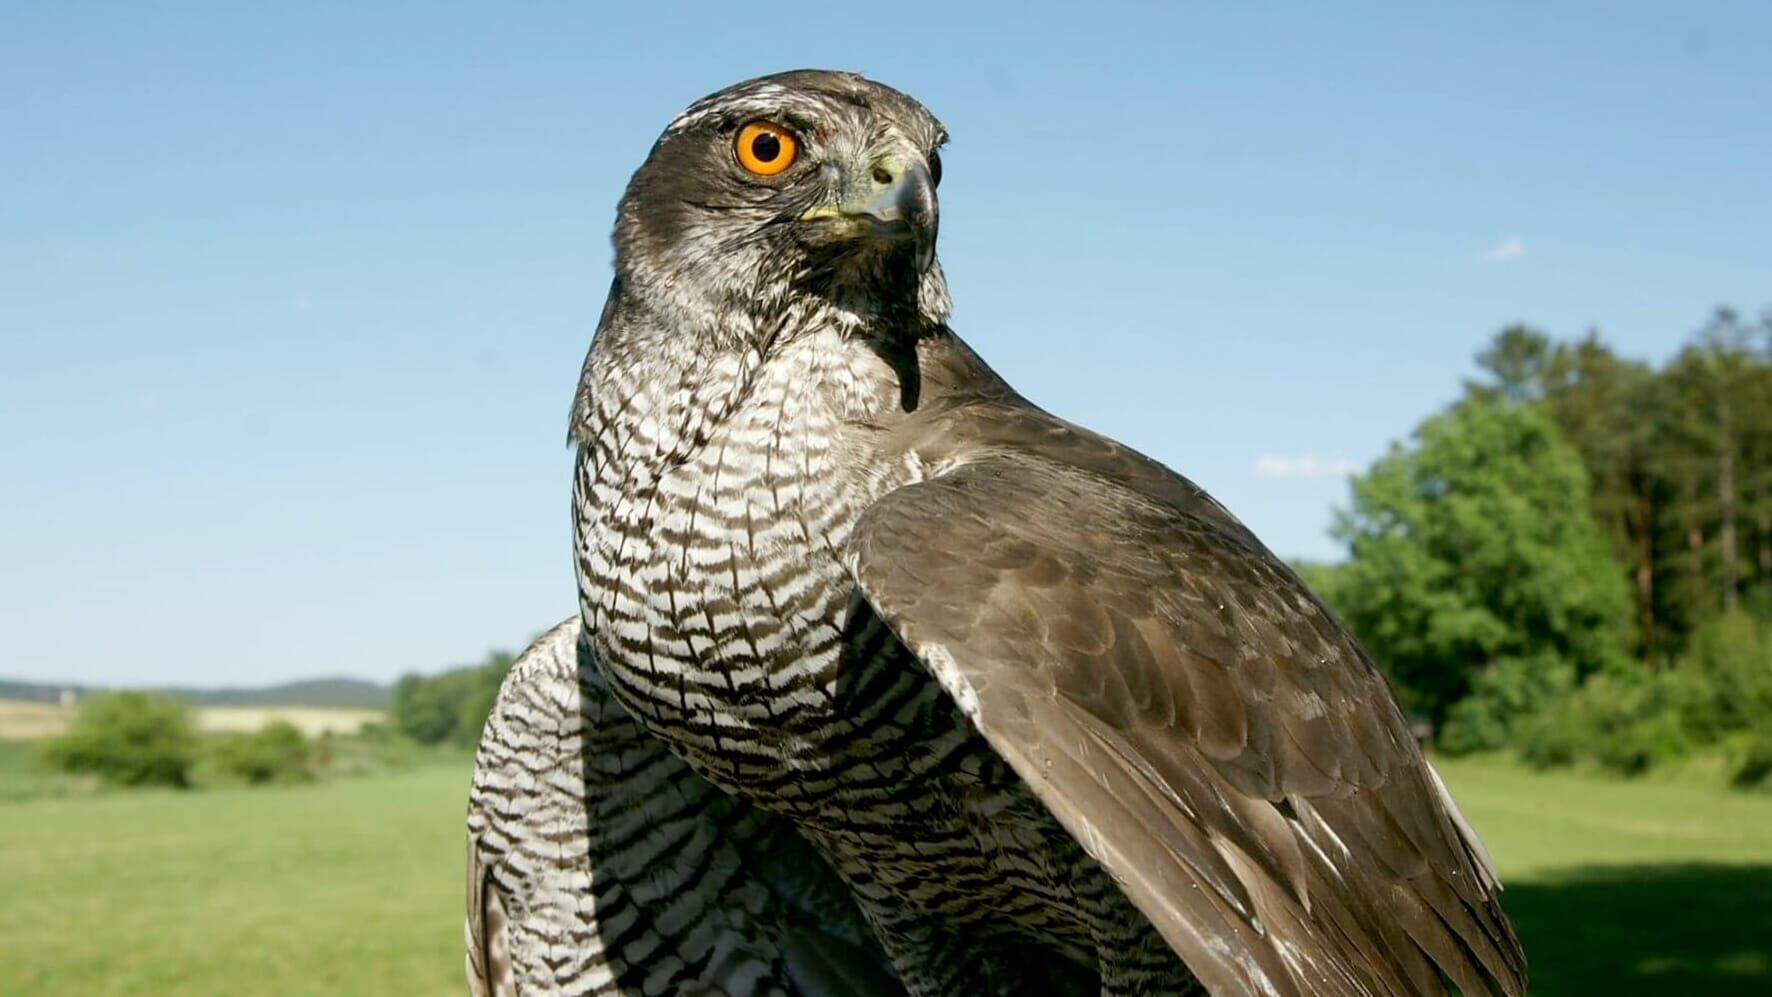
[800,157,939,273]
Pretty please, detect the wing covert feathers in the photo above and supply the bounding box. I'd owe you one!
[846,444,1527,997]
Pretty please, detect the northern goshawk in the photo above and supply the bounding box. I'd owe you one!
[468,70,1526,997]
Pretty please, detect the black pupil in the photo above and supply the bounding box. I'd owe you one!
[751,132,782,163]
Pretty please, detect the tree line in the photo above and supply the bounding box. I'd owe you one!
[388,650,513,747]
[1306,307,1772,783]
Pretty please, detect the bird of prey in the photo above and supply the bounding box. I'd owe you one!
[470,69,1527,996]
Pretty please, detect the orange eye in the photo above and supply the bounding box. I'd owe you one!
[735,121,798,176]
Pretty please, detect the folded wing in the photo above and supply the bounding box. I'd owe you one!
[846,455,1526,997]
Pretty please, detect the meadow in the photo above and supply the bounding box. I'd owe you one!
[1,742,1768,995]
[0,742,469,995]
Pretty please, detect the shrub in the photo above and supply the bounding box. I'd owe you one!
[1674,611,1772,743]
[1587,676,1689,776]
[1732,733,1772,790]
[1517,700,1581,770]
[1520,671,1689,775]
[41,692,200,787]
[201,722,313,785]
[1439,653,1576,755]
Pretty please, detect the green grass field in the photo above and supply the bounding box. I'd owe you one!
[1,745,1768,995]
[0,747,471,996]
[1433,755,1772,996]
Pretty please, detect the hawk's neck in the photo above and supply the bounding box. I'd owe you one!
[570,292,952,485]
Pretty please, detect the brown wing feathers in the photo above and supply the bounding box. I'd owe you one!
[847,444,1526,997]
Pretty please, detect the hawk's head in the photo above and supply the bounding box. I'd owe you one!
[612,70,950,344]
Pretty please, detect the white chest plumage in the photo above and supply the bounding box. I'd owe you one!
[573,330,922,787]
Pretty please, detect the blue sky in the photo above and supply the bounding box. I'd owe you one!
[3,3,1768,686]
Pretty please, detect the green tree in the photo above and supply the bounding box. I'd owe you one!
[41,692,200,787]
[1467,324,1557,404]
[1329,397,1633,736]
[454,652,514,747]
[1538,337,1664,658]
[1468,326,1667,662]
[391,672,464,744]
[390,650,515,746]
[1634,308,1772,653]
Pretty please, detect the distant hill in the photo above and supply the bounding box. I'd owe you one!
[0,677,390,710]
[0,680,87,704]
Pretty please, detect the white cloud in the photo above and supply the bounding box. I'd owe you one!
[1254,454,1359,480]
[1479,237,1527,263]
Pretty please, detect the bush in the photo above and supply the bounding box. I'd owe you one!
[1439,653,1576,755]
[1732,733,1772,790]
[1516,699,1581,770]
[41,692,200,787]
[294,723,420,779]
[1520,671,1690,775]
[1487,611,1771,782]
[200,722,313,786]
[1674,611,1772,743]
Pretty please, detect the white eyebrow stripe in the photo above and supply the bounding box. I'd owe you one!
[660,76,948,152]
[666,84,806,134]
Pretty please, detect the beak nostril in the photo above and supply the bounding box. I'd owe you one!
[871,166,894,186]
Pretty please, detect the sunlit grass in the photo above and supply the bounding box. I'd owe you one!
[0,758,470,996]
[1437,754,1772,995]
[1,748,1768,994]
